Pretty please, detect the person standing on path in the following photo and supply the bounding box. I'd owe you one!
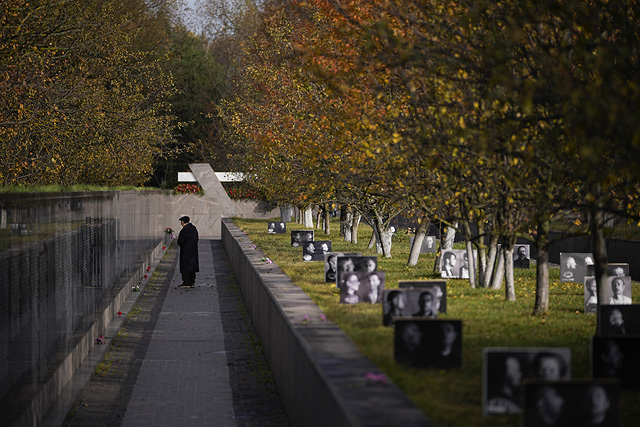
[177,215,199,288]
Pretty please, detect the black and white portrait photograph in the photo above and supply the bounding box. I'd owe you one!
[513,245,531,269]
[399,280,447,314]
[523,380,619,427]
[483,348,572,416]
[598,305,640,335]
[592,336,640,388]
[440,249,459,278]
[335,255,377,288]
[559,252,593,283]
[382,289,407,326]
[440,249,477,279]
[324,252,361,283]
[601,276,632,305]
[267,221,286,234]
[339,271,385,305]
[409,235,438,254]
[291,230,314,247]
[302,240,331,262]
[382,288,447,326]
[584,277,599,314]
[394,319,462,370]
[587,263,630,278]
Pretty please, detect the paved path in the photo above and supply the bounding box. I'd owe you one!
[55,240,289,427]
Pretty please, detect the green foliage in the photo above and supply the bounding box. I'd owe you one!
[0,0,177,186]
[235,217,640,426]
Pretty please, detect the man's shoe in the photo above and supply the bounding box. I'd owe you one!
[178,283,190,289]
[190,284,195,288]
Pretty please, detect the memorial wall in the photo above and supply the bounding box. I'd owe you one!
[0,191,172,426]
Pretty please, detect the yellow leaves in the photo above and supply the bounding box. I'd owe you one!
[459,116,465,129]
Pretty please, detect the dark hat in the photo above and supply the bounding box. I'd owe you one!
[179,216,190,223]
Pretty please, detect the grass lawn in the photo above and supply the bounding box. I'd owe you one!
[233,217,640,427]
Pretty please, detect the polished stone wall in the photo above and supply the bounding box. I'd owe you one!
[0,191,171,426]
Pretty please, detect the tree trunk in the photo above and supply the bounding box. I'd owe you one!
[591,208,609,304]
[504,244,516,301]
[324,205,331,235]
[533,218,550,315]
[483,234,499,288]
[280,204,292,223]
[476,222,488,288]
[340,205,348,237]
[351,212,361,244]
[372,213,393,258]
[408,215,430,266]
[343,208,354,242]
[462,220,476,288]
[368,229,377,250]
[490,244,505,290]
[303,206,313,228]
[316,206,323,229]
[443,221,457,250]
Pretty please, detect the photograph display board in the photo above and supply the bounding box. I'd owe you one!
[302,241,331,262]
[601,276,632,305]
[382,288,446,326]
[267,221,286,234]
[339,271,385,304]
[398,280,447,314]
[394,319,462,370]
[597,305,640,335]
[586,263,629,278]
[440,249,477,279]
[559,252,593,283]
[291,230,314,247]
[513,244,531,269]
[483,347,572,415]
[409,235,438,254]
[324,252,361,283]
[522,380,619,427]
[592,336,640,389]
[336,255,377,288]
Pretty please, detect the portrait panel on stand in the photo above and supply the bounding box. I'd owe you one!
[339,271,385,305]
[440,249,477,279]
[597,304,640,335]
[302,240,331,262]
[267,221,286,234]
[324,252,361,283]
[335,255,377,288]
[409,235,438,254]
[513,244,531,269]
[399,280,447,314]
[394,319,462,370]
[591,335,640,389]
[586,263,629,278]
[382,288,444,326]
[291,230,314,247]
[584,276,599,314]
[522,380,619,427]
[600,276,632,305]
[483,348,572,416]
[559,252,593,283]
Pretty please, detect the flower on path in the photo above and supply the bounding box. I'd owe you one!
[320,314,327,322]
[302,315,310,325]
[261,257,273,264]
[95,335,105,345]
[364,372,388,385]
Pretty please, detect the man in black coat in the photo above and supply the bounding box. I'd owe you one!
[177,216,199,288]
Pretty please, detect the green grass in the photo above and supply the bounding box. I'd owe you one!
[233,217,640,427]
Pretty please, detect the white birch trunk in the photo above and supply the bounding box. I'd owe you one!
[504,246,516,301]
[490,245,505,290]
[303,207,313,228]
[351,213,361,244]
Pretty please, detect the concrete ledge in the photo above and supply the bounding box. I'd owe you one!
[221,218,434,427]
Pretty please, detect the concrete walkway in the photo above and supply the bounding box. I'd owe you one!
[47,240,289,427]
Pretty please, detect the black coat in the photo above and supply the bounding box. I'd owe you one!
[178,223,199,273]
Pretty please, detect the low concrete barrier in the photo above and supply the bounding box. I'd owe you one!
[221,218,433,427]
